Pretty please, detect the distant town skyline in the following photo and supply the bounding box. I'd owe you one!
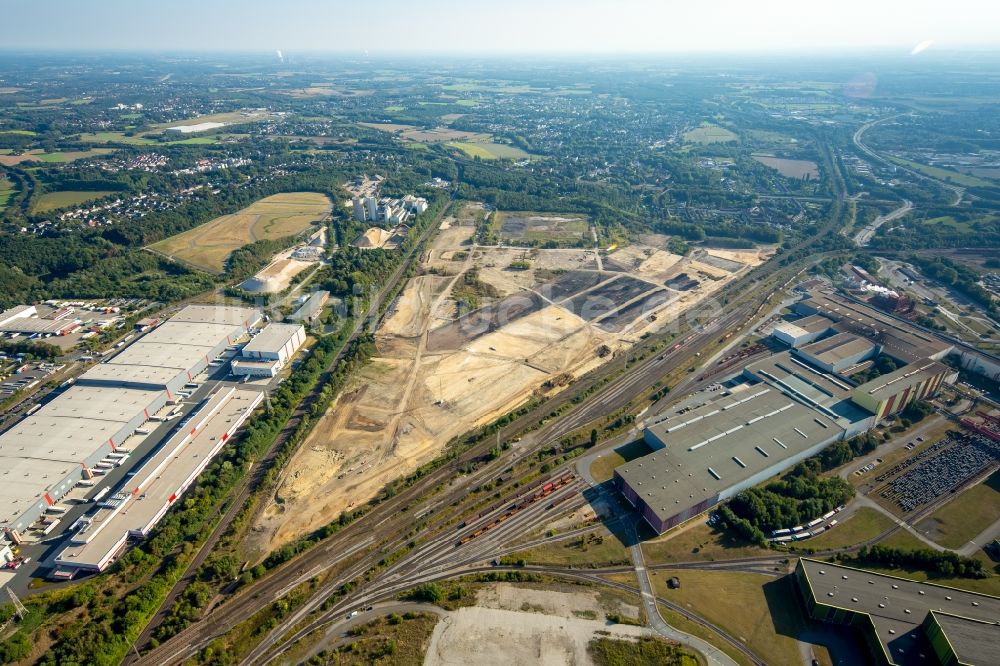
[3,0,1000,53]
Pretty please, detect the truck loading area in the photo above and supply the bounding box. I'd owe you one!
[51,386,264,575]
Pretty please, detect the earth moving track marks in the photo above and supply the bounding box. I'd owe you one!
[379,240,477,463]
[237,160,857,663]
[133,265,788,666]
[133,235,840,666]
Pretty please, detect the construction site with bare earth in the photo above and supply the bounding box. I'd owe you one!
[246,203,769,554]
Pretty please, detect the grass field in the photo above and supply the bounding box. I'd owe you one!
[657,603,755,666]
[358,121,417,134]
[641,521,771,564]
[915,471,1000,549]
[644,569,810,666]
[890,156,992,188]
[0,148,113,166]
[590,440,652,483]
[77,131,220,146]
[922,215,975,233]
[33,190,116,213]
[0,129,36,136]
[77,131,158,145]
[683,123,738,144]
[319,611,439,665]
[447,141,530,160]
[588,635,700,666]
[796,508,895,550]
[383,105,405,112]
[149,192,331,273]
[0,178,14,211]
[746,129,797,145]
[509,531,630,568]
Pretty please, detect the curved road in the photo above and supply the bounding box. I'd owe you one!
[853,115,964,206]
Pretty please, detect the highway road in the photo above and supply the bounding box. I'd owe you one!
[854,198,912,246]
[852,115,964,206]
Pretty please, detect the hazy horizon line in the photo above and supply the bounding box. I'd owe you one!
[1,45,999,58]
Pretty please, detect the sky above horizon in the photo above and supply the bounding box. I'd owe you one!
[4,0,999,53]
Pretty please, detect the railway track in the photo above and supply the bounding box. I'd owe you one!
[134,182,853,665]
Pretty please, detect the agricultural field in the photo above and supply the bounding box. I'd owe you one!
[0,148,112,166]
[447,141,530,160]
[495,211,589,244]
[683,123,737,144]
[752,154,819,179]
[0,177,14,211]
[33,190,116,213]
[148,192,331,273]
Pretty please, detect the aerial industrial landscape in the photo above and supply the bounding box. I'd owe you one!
[0,3,1000,665]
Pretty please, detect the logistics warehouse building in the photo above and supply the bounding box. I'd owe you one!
[54,387,263,574]
[0,305,261,538]
[795,558,1000,665]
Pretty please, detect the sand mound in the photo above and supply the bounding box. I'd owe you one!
[353,227,393,249]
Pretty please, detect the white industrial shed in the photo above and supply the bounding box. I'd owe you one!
[232,323,304,378]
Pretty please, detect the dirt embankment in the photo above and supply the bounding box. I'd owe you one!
[244,210,767,557]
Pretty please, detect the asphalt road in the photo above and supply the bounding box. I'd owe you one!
[624,519,741,666]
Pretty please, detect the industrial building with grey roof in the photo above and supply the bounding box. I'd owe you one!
[794,291,952,363]
[795,331,879,373]
[617,386,848,533]
[795,558,1000,666]
[616,291,957,535]
[0,304,261,538]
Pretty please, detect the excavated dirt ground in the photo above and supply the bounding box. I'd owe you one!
[424,583,646,666]
[245,205,769,556]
